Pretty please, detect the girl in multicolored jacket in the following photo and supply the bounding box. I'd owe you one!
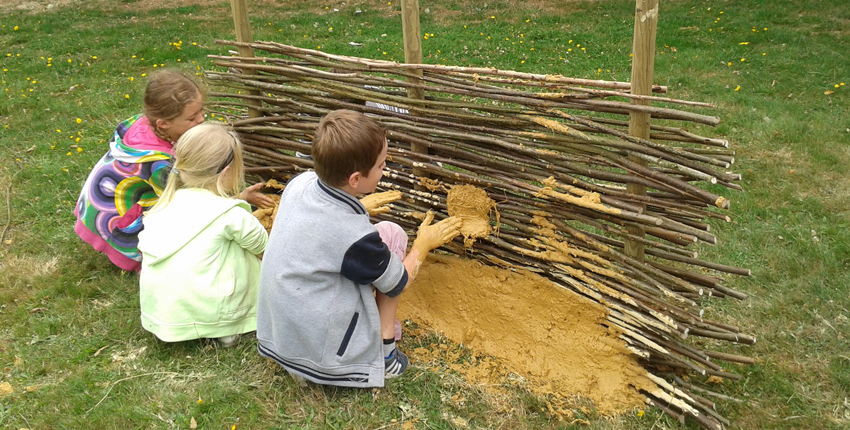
[74,70,205,272]
[137,124,269,345]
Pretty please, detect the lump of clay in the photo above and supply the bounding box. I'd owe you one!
[446,184,497,247]
[252,195,281,234]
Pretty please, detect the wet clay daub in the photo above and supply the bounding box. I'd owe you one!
[399,255,656,416]
[446,185,497,247]
[252,179,285,234]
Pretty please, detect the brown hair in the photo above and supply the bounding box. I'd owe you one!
[312,110,387,187]
[143,70,204,136]
[152,123,245,210]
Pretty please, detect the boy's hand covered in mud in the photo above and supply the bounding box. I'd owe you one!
[360,190,402,215]
[412,211,463,254]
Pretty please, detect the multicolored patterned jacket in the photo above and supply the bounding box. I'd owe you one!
[74,114,173,271]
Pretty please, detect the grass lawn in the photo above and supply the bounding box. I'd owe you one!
[1,0,849,429]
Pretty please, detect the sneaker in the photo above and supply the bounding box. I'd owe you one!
[215,334,240,348]
[384,347,409,378]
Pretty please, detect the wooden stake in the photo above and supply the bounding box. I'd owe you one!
[229,0,262,118]
[400,0,429,184]
[625,0,659,261]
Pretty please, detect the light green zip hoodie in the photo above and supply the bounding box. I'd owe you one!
[138,188,268,342]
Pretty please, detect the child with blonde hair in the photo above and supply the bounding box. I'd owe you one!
[137,124,269,346]
[75,70,271,272]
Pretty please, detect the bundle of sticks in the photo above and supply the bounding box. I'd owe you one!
[205,40,751,430]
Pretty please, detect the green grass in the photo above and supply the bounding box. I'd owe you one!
[2,0,850,428]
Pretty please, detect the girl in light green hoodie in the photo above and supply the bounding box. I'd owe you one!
[138,124,273,346]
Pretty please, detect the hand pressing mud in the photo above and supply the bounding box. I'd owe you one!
[359,190,402,216]
[412,211,463,254]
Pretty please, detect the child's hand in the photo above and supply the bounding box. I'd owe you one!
[360,190,402,216]
[240,183,276,208]
[412,211,463,253]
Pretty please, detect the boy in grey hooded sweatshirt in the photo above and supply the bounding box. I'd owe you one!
[257,110,461,387]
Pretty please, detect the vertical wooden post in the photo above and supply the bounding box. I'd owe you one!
[625,0,659,261]
[400,0,428,183]
[230,0,262,118]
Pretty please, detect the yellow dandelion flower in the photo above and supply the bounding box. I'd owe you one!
[835,84,840,88]
[92,56,97,59]
[125,94,130,99]
[741,58,745,61]
[76,118,82,123]
[141,73,147,77]
[68,59,72,63]
[14,26,18,30]
[56,129,61,133]
[521,60,525,63]
[727,62,732,66]
[735,85,741,91]
[637,410,645,417]
[491,16,495,19]
[77,147,83,152]
[66,152,72,156]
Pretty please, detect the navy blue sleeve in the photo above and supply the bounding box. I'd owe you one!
[340,232,393,285]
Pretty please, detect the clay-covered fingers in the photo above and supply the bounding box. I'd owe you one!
[360,190,402,215]
[369,206,392,215]
[414,214,462,251]
[433,216,463,244]
[418,210,435,228]
[242,183,276,208]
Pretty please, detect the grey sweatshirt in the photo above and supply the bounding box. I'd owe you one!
[257,172,408,387]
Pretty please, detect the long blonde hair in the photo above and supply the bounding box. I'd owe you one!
[153,124,245,210]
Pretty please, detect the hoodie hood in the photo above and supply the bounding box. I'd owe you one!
[110,115,173,164]
[139,188,250,266]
